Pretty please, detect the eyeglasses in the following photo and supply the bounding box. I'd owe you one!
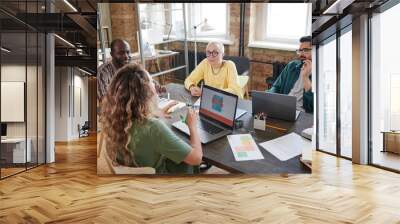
[296,48,312,54]
[206,51,219,57]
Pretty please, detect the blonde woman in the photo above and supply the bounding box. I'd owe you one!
[184,41,243,98]
[101,64,202,174]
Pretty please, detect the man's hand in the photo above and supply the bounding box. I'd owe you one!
[189,86,202,97]
[301,60,312,92]
[300,60,312,79]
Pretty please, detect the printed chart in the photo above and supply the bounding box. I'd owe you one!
[227,134,264,161]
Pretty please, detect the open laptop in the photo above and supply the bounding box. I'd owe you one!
[172,85,238,144]
[252,91,301,122]
[193,98,247,120]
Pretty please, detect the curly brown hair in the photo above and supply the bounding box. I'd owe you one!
[100,63,155,166]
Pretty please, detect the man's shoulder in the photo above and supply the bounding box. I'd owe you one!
[286,60,302,68]
[97,61,115,76]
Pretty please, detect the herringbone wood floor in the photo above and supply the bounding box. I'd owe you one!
[0,134,399,224]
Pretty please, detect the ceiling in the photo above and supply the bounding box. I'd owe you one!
[311,0,390,42]
[0,0,99,75]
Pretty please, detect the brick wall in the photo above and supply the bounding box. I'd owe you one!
[110,3,138,52]
[108,3,298,91]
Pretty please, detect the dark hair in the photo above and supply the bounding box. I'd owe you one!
[110,39,129,52]
[300,36,312,43]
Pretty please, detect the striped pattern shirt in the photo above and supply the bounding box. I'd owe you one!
[97,60,117,100]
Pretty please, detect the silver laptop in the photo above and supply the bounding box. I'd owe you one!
[252,91,301,121]
[172,85,238,144]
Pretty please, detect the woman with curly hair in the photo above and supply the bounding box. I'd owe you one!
[100,64,202,174]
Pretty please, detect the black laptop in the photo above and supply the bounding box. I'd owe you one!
[252,91,301,121]
[172,85,238,144]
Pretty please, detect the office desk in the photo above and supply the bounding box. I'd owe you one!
[165,83,313,174]
[1,138,32,166]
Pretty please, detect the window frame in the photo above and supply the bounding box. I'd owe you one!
[249,3,311,50]
[185,3,230,40]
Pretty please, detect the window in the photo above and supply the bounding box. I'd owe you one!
[186,3,229,40]
[371,3,400,171]
[249,3,311,50]
[265,4,311,44]
[317,36,337,155]
[339,28,352,158]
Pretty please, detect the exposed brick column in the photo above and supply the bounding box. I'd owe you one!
[110,3,138,52]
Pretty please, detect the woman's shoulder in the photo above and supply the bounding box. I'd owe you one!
[223,60,236,68]
[131,118,169,140]
[199,58,209,66]
[146,117,164,127]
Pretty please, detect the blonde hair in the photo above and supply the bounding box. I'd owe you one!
[207,41,224,55]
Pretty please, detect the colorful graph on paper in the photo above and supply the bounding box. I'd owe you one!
[227,134,264,161]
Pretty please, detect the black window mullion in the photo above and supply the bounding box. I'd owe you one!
[336,27,341,157]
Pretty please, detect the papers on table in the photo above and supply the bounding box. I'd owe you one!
[259,133,312,161]
[227,134,264,161]
[194,98,247,119]
[158,98,186,113]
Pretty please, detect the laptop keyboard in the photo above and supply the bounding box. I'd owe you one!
[198,119,224,134]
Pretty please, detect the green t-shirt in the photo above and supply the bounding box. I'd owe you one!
[117,118,196,174]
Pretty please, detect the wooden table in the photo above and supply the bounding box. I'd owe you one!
[381,131,400,154]
[164,83,313,174]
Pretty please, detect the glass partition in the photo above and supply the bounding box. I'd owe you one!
[0,1,46,179]
[317,35,337,155]
[339,28,352,158]
[370,3,400,171]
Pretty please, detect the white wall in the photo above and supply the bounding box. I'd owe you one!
[54,67,89,141]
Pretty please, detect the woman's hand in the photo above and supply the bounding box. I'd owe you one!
[183,107,203,166]
[158,100,178,118]
[189,86,202,97]
[186,107,198,129]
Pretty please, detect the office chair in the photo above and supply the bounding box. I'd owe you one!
[223,56,250,98]
[266,62,286,90]
[78,121,90,138]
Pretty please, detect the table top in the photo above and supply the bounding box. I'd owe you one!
[164,83,313,174]
[381,131,400,134]
[1,138,29,143]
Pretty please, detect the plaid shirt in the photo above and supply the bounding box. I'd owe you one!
[97,60,117,101]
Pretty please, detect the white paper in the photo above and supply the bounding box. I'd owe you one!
[259,133,312,161]
[158,98,186,113]
[158,97,172,109]
[227,134,264,161]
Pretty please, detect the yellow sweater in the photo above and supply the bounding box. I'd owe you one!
[184,59,243,98]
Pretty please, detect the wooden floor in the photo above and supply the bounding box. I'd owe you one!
[373,151,400,171]
[1,135,400,223]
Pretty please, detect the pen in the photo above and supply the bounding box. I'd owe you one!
[265,124,287,132]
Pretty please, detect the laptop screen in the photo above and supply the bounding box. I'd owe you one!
[199,85,237,128]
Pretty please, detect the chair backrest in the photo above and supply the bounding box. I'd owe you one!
[272,62,287,79]
[82,121,90,130]
[97,132,156,175]
[223,56,250,76]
